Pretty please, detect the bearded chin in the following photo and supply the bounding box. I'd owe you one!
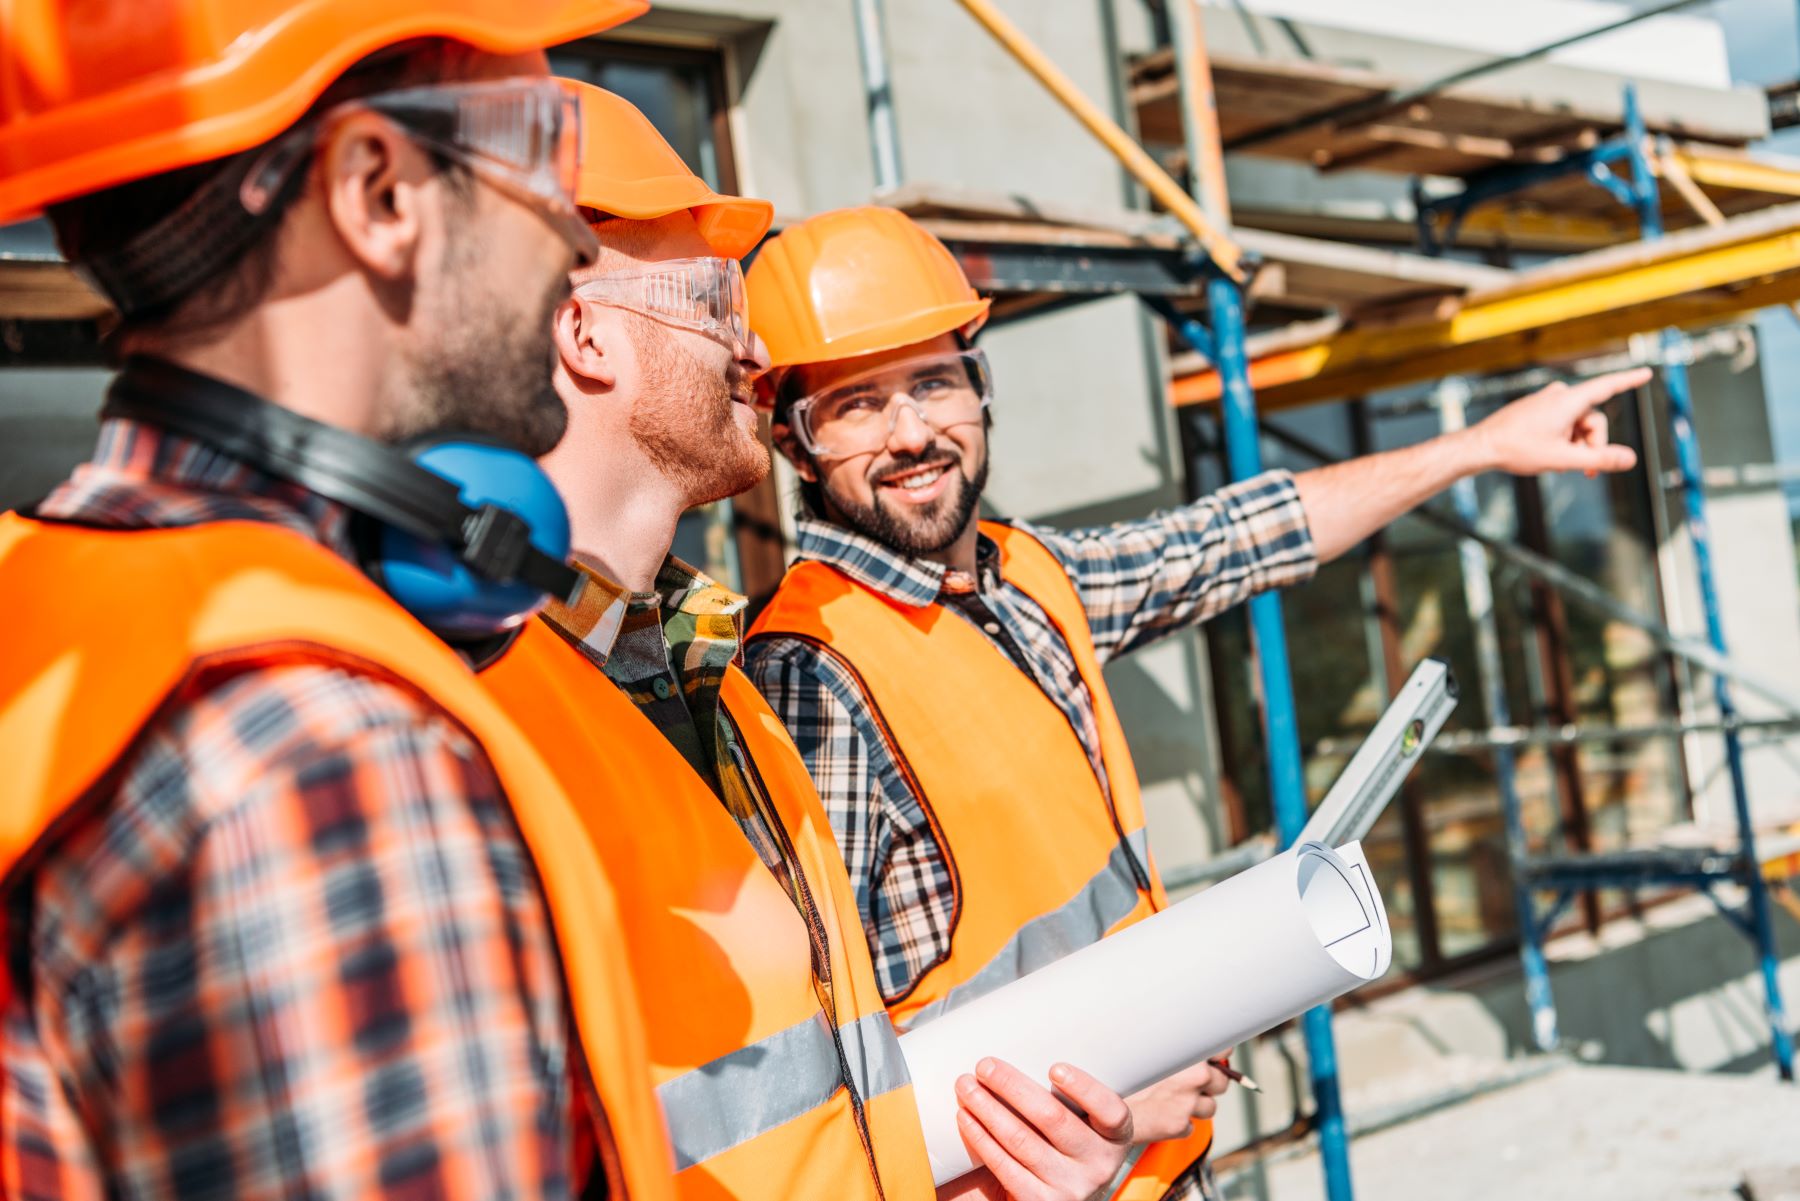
[394,239,570,457]
[829,453,989,556]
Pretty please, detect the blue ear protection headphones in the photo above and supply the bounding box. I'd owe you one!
[103,357,581,657]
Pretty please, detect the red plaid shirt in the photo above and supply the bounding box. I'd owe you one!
[3,413,597,1200]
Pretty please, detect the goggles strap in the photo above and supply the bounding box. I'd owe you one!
[73,151,293,322]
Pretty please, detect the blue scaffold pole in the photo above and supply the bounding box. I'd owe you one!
[1624,85,1796,1080]
[1438,379,1562,1053]
[1157,283,1356,1201]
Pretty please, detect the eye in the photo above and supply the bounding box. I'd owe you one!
[913,372,959,397]
[823,391,884,419]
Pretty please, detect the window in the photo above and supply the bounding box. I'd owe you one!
[1185,381,1688,978]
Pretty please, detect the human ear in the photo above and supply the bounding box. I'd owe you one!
[553,296,619,389]
[318,114,433,281]
[770,422,816,481]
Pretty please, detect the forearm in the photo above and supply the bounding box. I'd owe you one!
[1028,472,1317,660]
[1294,425,1494,563]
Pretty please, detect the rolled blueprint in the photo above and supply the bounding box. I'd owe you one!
[900,840,1392,1185]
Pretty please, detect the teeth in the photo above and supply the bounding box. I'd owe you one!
[888,466,947,491]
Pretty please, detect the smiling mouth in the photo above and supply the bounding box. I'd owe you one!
[877,461,955,494]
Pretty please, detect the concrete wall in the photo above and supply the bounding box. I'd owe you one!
[0,368,108,508]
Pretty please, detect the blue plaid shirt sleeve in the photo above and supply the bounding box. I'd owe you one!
[1018,469,1318,664]
[743,637,958,1003]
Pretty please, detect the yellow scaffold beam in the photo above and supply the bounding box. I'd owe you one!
[1172,202,1800,411]
[1665,143,1800,201]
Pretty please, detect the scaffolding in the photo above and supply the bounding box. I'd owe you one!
[910,4,1800,1200]
[1409,81,1792,1083]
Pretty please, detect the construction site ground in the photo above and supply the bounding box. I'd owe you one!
[1220,1061,1800,1201]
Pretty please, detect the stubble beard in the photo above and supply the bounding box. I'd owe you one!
[625,313,770,505]
[823,444,989,557]
[390,220,570,458]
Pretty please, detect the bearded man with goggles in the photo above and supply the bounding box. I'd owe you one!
[743,207,1650,1201]
[0,4,687,1198]
[477,81,1137,1201]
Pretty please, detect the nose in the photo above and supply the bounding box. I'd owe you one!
[886,394,934,454]
[740,331,772,375]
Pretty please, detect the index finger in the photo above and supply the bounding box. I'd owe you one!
[1564,367,1652,411]
[971,1058,1093,1156]
[1047,1062,1133,1143]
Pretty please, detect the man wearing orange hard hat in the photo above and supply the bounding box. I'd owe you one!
[480,85,1141,1201]
[0,4,687,1198]
[743,206,1649,1200]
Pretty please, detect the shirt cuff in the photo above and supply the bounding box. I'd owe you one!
[1214,468,1319,593]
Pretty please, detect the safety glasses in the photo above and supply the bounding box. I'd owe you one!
[239,77,597,265]
[786,349,993,458]
[573,256,750,351]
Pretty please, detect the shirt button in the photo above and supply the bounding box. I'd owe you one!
[653,677,674,699]
[983,621,1002,635]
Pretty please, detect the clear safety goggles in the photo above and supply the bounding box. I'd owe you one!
[240,77,597,265]
[573,256,751,351]
[787,349,993,458]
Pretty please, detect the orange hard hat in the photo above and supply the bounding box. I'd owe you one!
[746,205,990,373]
[0,0,650,223]
[571,82,772,260]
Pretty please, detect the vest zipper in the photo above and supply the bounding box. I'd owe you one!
[725,721,889,1201]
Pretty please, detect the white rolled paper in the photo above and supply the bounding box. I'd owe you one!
[899,840,1392,1185]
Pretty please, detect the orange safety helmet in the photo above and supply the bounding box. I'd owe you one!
[571,81,772,260]
[0,0,650,223]
[746,205,990,379]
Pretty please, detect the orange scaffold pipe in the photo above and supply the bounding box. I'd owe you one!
[950,0,1247,284]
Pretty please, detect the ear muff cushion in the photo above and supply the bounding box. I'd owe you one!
[367,438,574,640]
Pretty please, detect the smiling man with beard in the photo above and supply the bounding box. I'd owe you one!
[479,84,1142,1201]
[742,205,1651,1201]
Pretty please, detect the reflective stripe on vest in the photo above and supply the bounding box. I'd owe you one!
[658,1008,909,1170]
[749,520,1213,1199]
[0,515,677,1201]
[907,828,1151,1029]
[481,624,937,1201]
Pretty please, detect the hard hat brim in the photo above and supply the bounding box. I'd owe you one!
[0,0,650,223]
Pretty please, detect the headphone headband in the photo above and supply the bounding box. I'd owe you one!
[104,357,582,607]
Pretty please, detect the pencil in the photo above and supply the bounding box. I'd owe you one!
[1207,1056,1261,1093]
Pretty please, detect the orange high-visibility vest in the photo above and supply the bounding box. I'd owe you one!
[0,515,677,1201]
[482,620,935,1201]
[750,520,1213,1200]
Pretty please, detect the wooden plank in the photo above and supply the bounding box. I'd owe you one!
[0,260,107,320]
[1134,44,1767,182]
[1317,124,1516,174]
[878,182,1506,313]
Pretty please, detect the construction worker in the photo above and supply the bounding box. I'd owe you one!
[742,205,1649,1200]
[481,86,1139,1201]
[0,5,683,1198]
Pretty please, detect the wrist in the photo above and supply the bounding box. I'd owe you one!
[1447,422,1500,477]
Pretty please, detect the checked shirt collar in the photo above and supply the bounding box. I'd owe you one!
[790,513,1007,607]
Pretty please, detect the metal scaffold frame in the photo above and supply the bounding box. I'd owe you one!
[860,3,1800,1200]
[1408,83,1795,1080]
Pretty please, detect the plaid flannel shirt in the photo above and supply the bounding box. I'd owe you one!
[5,413,596,1200]
[743,470,1317,1004]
